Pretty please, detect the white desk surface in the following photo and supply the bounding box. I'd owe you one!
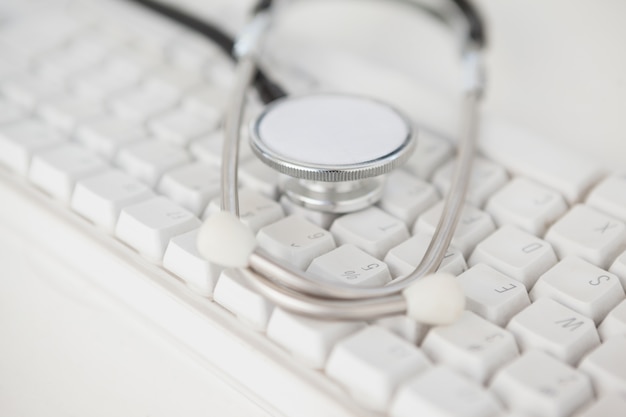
[1,1,625,416]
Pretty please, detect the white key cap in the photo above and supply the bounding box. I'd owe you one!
[531,256,625,325]
[457,264,531,327]
[163,229,222,297]
[546,205,626,269]
[598,300,626,341]
[110,85,179,122]
[480,120,603,204]
[166,33,220,71]
[433,157,509,208]
[279,195,339,230]
[331,207,409,259]
[306,244,391,287]
[469,225,558,289]
[239,158,280,199]
[422,311,519,383]
[0,97,25,125]
[610,250,626,287]
[0,119,67,174]
[157,162,220,216]
[326,326,431,412]
[579,336,626,396]
[213,269,274,331]
[390,367,503,417]
[36,39,107,81]
[189,130,254,166]
[402,130,454,180]
[182,84,229,119]
[490,350,593,417]
[415,202,496,258]
[266,308,365,369]
[576,392,626,417]
[507,298,600,365]
[587,175,626,223]
[1,73,64,110]
[148,107,218,146]
[72,59,142,100]
[29,144,108,202]
[115,196,201,261]
[384,233,466,278]
[115,140,191,187]
[375,315,428,345]
[143,65,202,97]
[71,169,155,232]
[205,189,284,233]
[257,215,336,269]
[485,177,568,236]
[76,116,147,160]
[37,96,105,132]
[379,170,439,226]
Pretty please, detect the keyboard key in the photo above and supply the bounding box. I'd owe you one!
[35,39,108,82]
[0,97,25,125]
[205,189,284,233]
[326,326,431,412]
[182,84,229,119]
[162,229,222,297]
[384,232,466,278]
[546,204,626,269]
[598,300,626,341]
[480,120,603,204]
[213,268,274,331]
[610,250,626,288]
[189,130,254,166]
[29,144,108,202]
[37,96,105,132]
[390,367,502,417]
[239,158,281,199]
[157,162,220,216]
[507,298,600,365]
[77,117,146,161]
[432,157,508,208]
[71,169,155,232]
[378,170,439,226]
[469,225,559,289]
[531,256,625,324]
[375,315,428,344]
[490,350,593,417]
[331,207,409,259]
[422,311,519,383]
[166,32,220,71]
[402,129,454,180]
[116,140,191,187]
[72,59,143,100]
[1,73,64,110]
[115,196,201,261]
[0,119,67,174]
[110,85,179,122]
[266,308,365,369]
[143,65,202,97]
[457,264,531,327]
[576,392,626,417]
[586,174,626,223]
[279,195,339,229]
[257,215,336,270]
[306,244,391,287]
[579,336,626,396]
[485,177,568,236]
[415,202,496,258]
[148,106,219,146]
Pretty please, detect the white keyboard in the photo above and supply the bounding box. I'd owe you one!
[1,1,626,416]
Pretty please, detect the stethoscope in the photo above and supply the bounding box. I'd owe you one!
[131,0,486,325]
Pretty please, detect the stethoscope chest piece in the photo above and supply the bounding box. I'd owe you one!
[249,93,415,213]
